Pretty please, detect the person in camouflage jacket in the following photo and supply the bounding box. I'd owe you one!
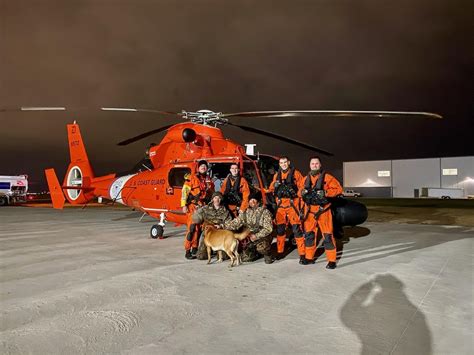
[220,191,274,264]
[193,191,232,260]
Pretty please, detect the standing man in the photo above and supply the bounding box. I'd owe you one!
[268,156,305,257]
[181,160,215,260]
[220,191,274,264]
[299,156,343,268]
[220,163,250,217]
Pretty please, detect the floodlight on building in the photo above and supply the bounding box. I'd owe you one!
[360,179,381,187]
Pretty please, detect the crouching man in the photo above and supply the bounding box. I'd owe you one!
[218,191,274,264]
[193,191,232,260]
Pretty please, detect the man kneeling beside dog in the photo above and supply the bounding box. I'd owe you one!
[193,191,274,265]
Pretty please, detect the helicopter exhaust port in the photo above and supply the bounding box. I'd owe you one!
[182,128,196,142]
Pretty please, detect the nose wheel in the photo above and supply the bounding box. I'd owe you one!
[150,212,166,239]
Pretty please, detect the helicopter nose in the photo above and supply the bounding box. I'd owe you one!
[182,128,196,142]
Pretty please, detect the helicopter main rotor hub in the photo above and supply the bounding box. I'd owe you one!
[181,110,228,126]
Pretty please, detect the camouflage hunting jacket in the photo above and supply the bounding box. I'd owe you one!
[223,206,273,240]
[196,204,232,225]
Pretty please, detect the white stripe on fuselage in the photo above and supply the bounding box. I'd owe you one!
[109,174,136,204]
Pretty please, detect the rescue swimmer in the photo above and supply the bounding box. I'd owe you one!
[220,163,250,217]
[181,160,215,260]
[299,156,343,268]
[267,156,305,257]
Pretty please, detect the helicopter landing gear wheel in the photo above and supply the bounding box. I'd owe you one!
[150,224,164,239]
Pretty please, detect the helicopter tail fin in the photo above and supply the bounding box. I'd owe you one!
[61,122,96,204]
[67,122,93,169]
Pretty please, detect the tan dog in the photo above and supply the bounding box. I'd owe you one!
[202,224,250,267]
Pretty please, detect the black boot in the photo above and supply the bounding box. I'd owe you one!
[264,255,274,264]
[326,261,337,269]
[185,250,196,260]
[300,256,315,265]
[191,247,198,256]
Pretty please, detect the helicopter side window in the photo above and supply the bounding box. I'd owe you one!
[168,167,191,188]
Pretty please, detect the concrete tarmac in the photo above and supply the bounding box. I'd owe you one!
[1,207,472,354]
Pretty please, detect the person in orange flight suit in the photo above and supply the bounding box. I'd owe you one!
[268,156,305,256]
[181,160,215,260]
[220,163,250,217]
[299,156,343,268]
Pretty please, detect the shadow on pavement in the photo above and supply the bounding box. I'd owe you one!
[340,274,432,354]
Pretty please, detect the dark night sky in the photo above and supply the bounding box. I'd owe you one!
[1,0,472,191]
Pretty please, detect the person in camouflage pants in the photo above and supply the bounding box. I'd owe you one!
[192,191,232,260]
[220,191,274,264]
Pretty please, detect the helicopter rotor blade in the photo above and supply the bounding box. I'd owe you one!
[0,106,182,116]
[100,107,181,116]
[227,122,334,156]
[117,124,176,146]
[221,110,443,120]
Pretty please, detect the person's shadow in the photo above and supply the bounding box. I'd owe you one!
[340,274,432,354]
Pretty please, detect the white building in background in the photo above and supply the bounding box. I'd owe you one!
[343,156,474,198]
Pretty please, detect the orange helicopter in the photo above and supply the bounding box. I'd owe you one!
[32,107,441,238]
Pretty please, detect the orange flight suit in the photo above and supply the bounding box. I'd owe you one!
[220,174,250,217]
[300,171,343,261]
[181,173,214,251]
[268,168,305,254]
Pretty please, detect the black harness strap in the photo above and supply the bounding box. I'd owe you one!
[223,175,242,205]
[275,167,298,199]
[304,170,326,191]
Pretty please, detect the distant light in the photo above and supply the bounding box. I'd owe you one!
[101,107,138,112]
[21,107,66,111]
[378,170,391,177]
[442,168,458,176]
